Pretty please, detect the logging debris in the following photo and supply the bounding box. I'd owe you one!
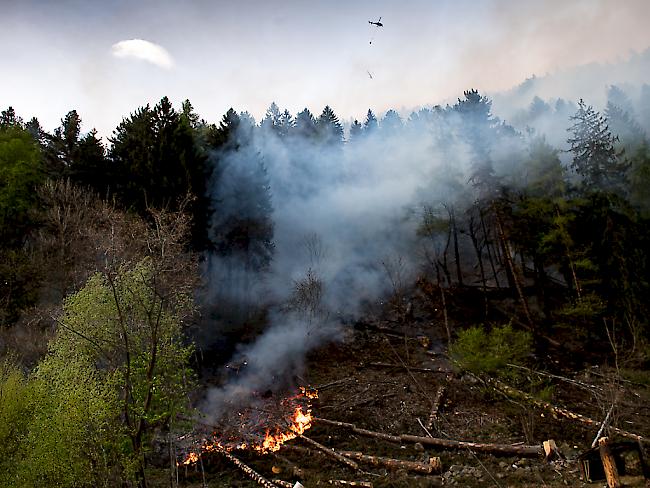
[315,417,545,457]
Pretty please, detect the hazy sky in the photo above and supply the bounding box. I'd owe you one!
[2,0,650,137]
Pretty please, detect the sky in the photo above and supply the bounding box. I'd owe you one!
[2,0,650,137]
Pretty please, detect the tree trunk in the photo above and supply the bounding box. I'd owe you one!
[479,207,501,288]
[450,207,463,287]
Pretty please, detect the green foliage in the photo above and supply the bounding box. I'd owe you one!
[109,97,206,213]
[568,99,628,192]
[14,354,117,488]
[55,258,195,481]
[449,324,533,380]
[109,97,209,248]
[0,354,115,488]
[0,358,33,482]
[0,125,43,243]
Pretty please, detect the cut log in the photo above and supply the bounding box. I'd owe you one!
[426,385,446,431]
[598,437,621,488]
[272,480,294,488]
[298,434,361,471]
[328,481,373,487]
[339,450,441,474]
[364,362,452,374]
[216,445,279,488]
[315,417,543,457]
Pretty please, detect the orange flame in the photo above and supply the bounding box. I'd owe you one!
[253,405,312,453]
[181,387,317,464]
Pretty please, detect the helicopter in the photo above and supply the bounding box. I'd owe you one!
[368,17,383,27]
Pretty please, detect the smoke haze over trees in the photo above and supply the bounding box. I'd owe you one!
[2,57,650,485]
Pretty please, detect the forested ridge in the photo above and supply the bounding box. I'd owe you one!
[1,84,650,487]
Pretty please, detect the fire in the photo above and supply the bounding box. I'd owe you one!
[254,405,312,453]
[181,387,317,465]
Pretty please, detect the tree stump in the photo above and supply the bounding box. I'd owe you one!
[599,437,621,488]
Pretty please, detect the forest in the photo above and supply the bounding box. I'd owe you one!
[1,81,650,487]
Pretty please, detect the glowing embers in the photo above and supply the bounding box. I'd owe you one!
[182,387,318,464]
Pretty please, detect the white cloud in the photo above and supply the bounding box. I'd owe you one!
[111,39,174,69]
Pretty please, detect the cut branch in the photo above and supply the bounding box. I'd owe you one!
[315,418,542,457]
[426,385,446,431]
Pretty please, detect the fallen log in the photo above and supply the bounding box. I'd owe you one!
[328,481,373,487]
[298,434,361,471]
[481,375,646,443]
[216,445,279,488]
[426,385,446,431]
[339,450,441,474]
[364,362,452,374]
[271,480,293,488]
[315,417,543,457]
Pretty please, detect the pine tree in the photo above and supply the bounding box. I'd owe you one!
[260,102,281,133]
[0,107,22,128]
[317,105,344,145]
[363,109,378,134]
[109,97,207,223]
[605,102,646,152]
[206,109,274,271]
[349,119,363,142]
[453,89,499,192]
[294,108,317,139]
[567,99,627,192]
[381,109,402,135]
[277,109,294,139]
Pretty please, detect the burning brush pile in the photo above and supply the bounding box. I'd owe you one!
[180,386,318,465]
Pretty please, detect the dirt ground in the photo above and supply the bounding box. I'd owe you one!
[176,292,650,488]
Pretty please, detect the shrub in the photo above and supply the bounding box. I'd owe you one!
[449,323,532,380]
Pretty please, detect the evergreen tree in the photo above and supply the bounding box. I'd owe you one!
[317,105,344,146]
[25,117,44,145]
[260,102,281,133]
[181,99,201,129]
[363,109,378,134]
[528,96,551,120]
[453,89,499,191]
[605,102,646,152]
[607,85,634,115]
[207,109,274,271]
[109,97,208,248]
[349,119,363,142]
[0,107,22,128]
[294,108,317,140]
[0,125,43,245]
[381,109,403,135]
[567,99,627,192]
[277,109,294,139]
